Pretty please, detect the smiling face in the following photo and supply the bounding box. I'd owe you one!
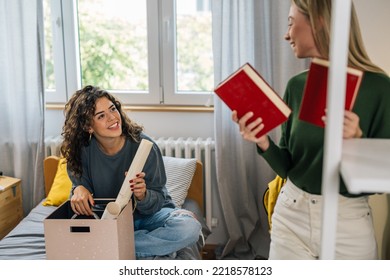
[284,3,320,58]
[89,97,122,140]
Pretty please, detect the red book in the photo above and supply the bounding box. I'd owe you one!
[214,63,292,138]
[299,57,363,127]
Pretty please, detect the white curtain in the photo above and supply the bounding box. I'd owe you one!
[212,0,308,259]
[0,0,45,215]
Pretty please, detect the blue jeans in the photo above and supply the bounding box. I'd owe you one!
[134,207,201,258]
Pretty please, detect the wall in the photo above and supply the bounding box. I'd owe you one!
[354,0,390,260]
[45,108,215,139]
[354,0,390,74]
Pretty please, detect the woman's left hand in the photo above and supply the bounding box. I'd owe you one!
[343,110,362,139]
[321,110,362,139]
[129,172,147,201]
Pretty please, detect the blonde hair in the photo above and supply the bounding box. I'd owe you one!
[292,0,385,73]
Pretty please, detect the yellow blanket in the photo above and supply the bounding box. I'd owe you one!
[263,175,286,230]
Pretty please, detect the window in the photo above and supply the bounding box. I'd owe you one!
[44,0,214,106]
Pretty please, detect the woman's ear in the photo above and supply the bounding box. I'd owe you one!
[84,127,93,135]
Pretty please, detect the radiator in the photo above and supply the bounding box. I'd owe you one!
[44,135,63,158]
[44,136,216,229]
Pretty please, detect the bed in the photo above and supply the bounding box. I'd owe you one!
[0,155,210,260]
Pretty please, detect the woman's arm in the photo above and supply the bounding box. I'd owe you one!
[134,143,167,215]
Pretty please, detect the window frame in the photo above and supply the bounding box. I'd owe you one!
[45,0,213,106]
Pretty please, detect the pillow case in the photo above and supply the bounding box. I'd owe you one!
[163,156,197,208]
[42,158,72,206]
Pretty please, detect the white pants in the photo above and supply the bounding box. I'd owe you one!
[269,179,377,260]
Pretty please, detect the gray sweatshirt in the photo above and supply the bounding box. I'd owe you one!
[68,133,175,219]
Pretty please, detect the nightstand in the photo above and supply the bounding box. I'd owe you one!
[0,176,23,239]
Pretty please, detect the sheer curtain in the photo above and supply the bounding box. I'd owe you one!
[212,0,307,259]
[0,0,45,214]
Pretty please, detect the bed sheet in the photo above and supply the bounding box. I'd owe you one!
[0,201,56,260]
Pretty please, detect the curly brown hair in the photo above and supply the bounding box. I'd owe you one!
[60,85,143,178]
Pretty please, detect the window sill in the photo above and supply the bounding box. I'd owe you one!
[45,103,214,113]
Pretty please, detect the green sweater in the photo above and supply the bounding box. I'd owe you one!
[259,70,390,196]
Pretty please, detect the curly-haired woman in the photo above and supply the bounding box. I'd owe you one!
[60,85,201,259]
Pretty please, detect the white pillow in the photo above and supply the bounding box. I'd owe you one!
[163,156,197,208]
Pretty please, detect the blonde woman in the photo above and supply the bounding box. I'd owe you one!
[233,0,390,259]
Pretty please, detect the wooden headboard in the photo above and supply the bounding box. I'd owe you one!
[43,156,62,197]
[43,156,204,214]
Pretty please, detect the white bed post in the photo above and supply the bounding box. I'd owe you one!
[320,0,352,259]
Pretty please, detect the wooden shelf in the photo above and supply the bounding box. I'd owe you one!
[340,139,390,194]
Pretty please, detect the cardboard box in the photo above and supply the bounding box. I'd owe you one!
[44,199,135,260]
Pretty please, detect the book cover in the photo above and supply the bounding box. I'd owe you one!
[299,57,363,128]
[214,63,292,138]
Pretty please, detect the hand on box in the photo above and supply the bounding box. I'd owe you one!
[70,185,95,216]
